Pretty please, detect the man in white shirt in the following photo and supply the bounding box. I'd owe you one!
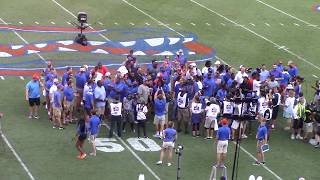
[94,80,106,120]
[204,99,220,139]
[234,65,248,87]
[49,78,59,120]
[109,96,122,138]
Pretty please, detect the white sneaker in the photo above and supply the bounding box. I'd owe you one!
[167,163,172,167]
[33,115,39,119]
[271,124,275,129]
[156,161,162,165]
[89,152,96,156]
[153,134,160,138]
[296,135,303,140]
[291,134,295,140]
[28,115,33,119]
[241,134,248,139]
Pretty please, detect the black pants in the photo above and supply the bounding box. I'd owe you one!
[109,115,122,138]
[136,120,147,137]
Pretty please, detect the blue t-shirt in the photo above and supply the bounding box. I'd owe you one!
[103,79,112,97]
[280,72,291,85]
[154,99,166,116]
[45,73,57,82]
[45,80,53,94]
[163,128,177,142]
[64,86,74,102]
[203,78,215,97]
[53,90,62,108]
[217,126,230,141]
[109,81,125,99]
[62,72,69,86]
[257,125,267,140]
[75,72,87,89]
[26,80,41,98]
[288,66,298,77]
[216,89,227,102]
[89,115,100,135]
[84,91,94,109]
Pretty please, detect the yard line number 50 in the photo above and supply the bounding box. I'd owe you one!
[95,138,161,153]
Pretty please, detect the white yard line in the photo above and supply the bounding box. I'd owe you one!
[190,22,196,26]
[249,23,255,26]
[19,76,24,80]
[206,22,211,26]
[50,21,55,25]
[51,0,111,41]
[0,18,47,64]
[130,22,135,26]
[234,142,283,180]
[175,22,181,26]
[122,0,184,37]
[35,21,39,25]
[145,22,150,26]
[264,22,270,27]
[189,0,320,71]
[18,21,23,25]
[220,22,226,26]
[279,23,284,26]
[98,21,104,25]
[114,22,119,25]
[0,126,35,180]
[256,0,320,29]
[313,74,319,78]
[293,23,300,27]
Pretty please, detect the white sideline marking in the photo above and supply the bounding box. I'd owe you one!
[249,23,255,26]
[294,23,300,26]
[234,142,283,180]
[176,22,181,26]
[0,18,48,64]
[313,74,319,78]
[122,0,184,37]
[51,0,111,41]
[0,129,35,180]
[130,22,135,26]
[256,0,319,29]
[98,21,103,25]
[18,21,23,25]
[0,76,4,80]
[34,21,39,25]
[20,76,24,80]
[220,22,226,26]
[145,22,150,26]
[206,22,211,26]
[114,22,119,25]
[279,23,284,26]
[190,22,196,26]
[189,0,320,71]
[50,21,55,25]
[265,23,270,27]
[66,21,71,25]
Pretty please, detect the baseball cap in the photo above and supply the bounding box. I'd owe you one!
[287,60,293,65]
[32,74,40,80]
[53,78,59,83]
[105,72,111,77]
[190,62,196,67]
[221,118,228,126]
[287,84,294,90]
[214,60,221,65]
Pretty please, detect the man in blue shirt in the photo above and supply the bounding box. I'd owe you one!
[203,72,215,97]
[254,118,268,166]
[153,88,166,138]
[62,67,73,86]
[288,61,299,78]
[89,110,100,156]
[84,87,94,121]
[75,68,88,110]
[63,80,75,123]
[259,64,270,82]
[25,74,42,119]
[215,119,230,168]
[53,84,64,129]
[156,121,177,167]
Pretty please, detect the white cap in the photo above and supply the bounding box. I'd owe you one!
[178,49,183,53]
[190,62,196,67]
[214,60,221,65]
[287,60,293,65]
[105,72,111,77]
[287,84,294,90]
[53,78,59,83]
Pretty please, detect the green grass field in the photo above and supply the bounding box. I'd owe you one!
[0,0,320,179]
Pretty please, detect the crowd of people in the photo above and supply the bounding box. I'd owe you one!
[25,49,320,164]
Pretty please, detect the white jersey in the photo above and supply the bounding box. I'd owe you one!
[136,103,148,120]
[258,97,268,113]
[110,102,122,116]
[205,104,220,118]
[223,101,233,115]
[235,71,248,86]
[177,92,188,108]
[284,97,295,113]
[191,102,202,114]
[252,79,261,96]
[196,81,203,90]
[49,84,57,103]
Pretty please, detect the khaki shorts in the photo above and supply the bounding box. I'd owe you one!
[162,141,174,149]
[76,88,84,98]
[96,106,105,116]
[257,140,264,153]
[64,100,73,112]
[154,115,165,125]
[217,140,228,154]
[231,120,243,130]
[204,116,217,129]
[53,107,62,120]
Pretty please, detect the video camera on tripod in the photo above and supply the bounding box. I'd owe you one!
[73,12,89,46]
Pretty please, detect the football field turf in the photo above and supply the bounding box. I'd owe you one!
[0,0,320,179]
